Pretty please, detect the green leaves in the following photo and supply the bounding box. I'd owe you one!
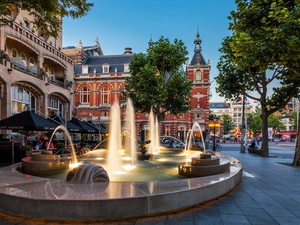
[0,0,93,38]
[122,37,191,119]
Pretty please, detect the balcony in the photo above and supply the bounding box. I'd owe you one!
[5,21,73,65]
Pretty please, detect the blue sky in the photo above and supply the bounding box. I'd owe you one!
[62,0,237,102]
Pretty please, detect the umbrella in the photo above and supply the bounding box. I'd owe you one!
[69,117,99,134]
[50,115,83,133]
[87,120,108,134]
[0,110,58,131]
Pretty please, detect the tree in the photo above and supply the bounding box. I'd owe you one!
[222,114,234,135]
[0,0,93,38]
[123,36,192,120]
[247,111,262,136]
[268,114,285,131]
[289,111,298,131]
[216,0,300,157]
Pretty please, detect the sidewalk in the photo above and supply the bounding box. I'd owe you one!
[0,149,299,224]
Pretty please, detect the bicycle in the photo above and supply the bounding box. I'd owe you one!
[208,142,222,151]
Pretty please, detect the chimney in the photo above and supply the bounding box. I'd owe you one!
[124,47,132,55]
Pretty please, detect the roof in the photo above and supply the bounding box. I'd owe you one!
[75,54,133,74]
[190,51,207,66]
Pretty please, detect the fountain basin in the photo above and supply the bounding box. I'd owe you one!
[0,153,242,221]
[21,153,70,175]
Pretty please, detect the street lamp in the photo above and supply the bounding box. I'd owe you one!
[173,116,176,137]
[213,117,217,151]
[208,115,220,151]
[98,115,101,142]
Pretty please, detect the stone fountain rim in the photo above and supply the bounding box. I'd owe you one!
[0,153,242,221]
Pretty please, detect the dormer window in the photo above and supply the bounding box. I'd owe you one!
[124,64,130,73]
[82,65,88,74]
[103,64,109,73]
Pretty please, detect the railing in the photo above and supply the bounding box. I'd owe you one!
[7,21,73,65]
[0,59,67,89]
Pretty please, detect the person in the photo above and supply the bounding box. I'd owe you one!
[257,136,261,146]
[250,139,256,148]
[35,140,42,150]
[49,141,54,149]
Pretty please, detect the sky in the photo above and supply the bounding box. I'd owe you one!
[62,0,237,102]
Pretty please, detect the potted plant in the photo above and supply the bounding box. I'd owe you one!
[55,142,65,149]
[19,145,32,157]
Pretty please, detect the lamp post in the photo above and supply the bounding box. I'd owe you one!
[89,113,93,142]
[173,116,176,137]
[240,95,246,153]
[213,117,217,151]
[98,115,101,142]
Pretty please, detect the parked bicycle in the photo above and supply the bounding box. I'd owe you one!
[208,142,222,151]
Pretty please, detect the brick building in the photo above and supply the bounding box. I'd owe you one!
[64,31,211,142]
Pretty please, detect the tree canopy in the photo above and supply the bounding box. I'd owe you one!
[216,0,300,157]
[122,36,192,119]
[0,0,93,37]
[222,114,234,135]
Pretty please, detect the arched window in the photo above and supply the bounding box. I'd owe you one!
[11,48,17,58]
[29,57,35,66]
[50,68,55,81]
[44,65,49,75]
[80,87,89,103]
[100,85,111,104]
[11,86,36,114]
[24,20,30,30]
[20,53,26,66]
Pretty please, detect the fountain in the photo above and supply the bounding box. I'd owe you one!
[20,125,78,176]
[178,122,230,177]
[0,99,242,221]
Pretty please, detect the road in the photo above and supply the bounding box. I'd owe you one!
[220,141,296,160]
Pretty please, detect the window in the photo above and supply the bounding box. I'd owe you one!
[24,20,30,30]
[103,64,109,73]
[80,87,89,103]
[196,71,200,80]
[124,64,130,73]
[12,49,17,57]
[82,65,88,74]
[48,96,63,117]
[100,85,110,104]
[11,86,35,114]
[20,53,26,66]
[50,68,55,81]
[44,65,49,75]
[29,57,35,66]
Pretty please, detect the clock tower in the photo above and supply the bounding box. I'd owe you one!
[186,30,211,132]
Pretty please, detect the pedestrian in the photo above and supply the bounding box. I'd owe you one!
[257,136,261,146]
[35,140,42,150]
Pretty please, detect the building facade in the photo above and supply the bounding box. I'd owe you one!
[0,9,74,133]
[65,31,211,142]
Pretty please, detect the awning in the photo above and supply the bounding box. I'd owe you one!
[50,115,83,133]
[0,110,58,131]
[86,120,108,134]
[69,117,99,134]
